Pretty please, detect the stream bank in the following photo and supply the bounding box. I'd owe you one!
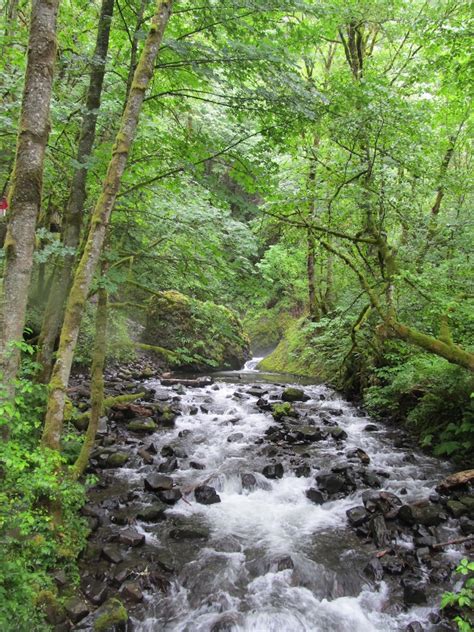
[60,360,473,632]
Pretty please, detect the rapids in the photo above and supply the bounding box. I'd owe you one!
[101,362,461,632]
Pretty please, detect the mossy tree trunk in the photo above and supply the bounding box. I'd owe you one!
[36,0,115,384]
[42,0,173,450]
[71,283,107,479]
[0,0,60,404]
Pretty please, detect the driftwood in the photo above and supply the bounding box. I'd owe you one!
[160,377,214,388]
[431,535,474,550]
[437,469,474,492]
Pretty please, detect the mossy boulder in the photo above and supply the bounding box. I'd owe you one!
[126,419,157,433]
[143,290,249,371]
[93,598,128,631]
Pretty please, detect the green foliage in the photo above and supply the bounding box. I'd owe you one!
[271,402,296,420]
[0,347,88,630]
[441,559,474,632]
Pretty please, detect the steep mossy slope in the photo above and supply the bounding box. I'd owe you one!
[143,290,249,371]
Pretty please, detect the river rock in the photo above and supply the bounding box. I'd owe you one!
[399,502,446,526]
[294,464,311,477]
[120,581,143,603]
[364,557,384,581]
[347,506,370,527]
[241,473,257,490]
[82,579,108,606]
[316,473,346,495]
[144,473,173,492]
[137,502,167,522]
[446,500,467,518]
[76,598,128,631]
[362,490,402,518]
[158,489,182,504]
[364,424,378,432]
[297,426,324,442]
[262,463,284,479]
[306,488,325,505]
[138,447,154,464]
[195,485,221,505]
[127,418,157,433]
[369,514,390,547]
[380,554,406,575]
[282,387,310,402]
[119,528,145,547]
[169,526,210,540]
[158,457,179,473]
[327,426,348,440]
[256,397,272,411]
[405,623,424,632]
[190,461,206,470]
[64,597,89,624]
[102,545,123,564]
[402,577,427,605]
[347,448,370,465]
[105,452,129,468]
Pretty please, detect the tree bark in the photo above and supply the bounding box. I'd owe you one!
[36,0,115,383]
[71,283,107,479]
[42,0,174,451]
[0,0,60,403]
[307,231,320,321]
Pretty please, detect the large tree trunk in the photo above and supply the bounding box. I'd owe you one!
[71,283,107,479]
[307,231,320,321]
[0,0,60,404]
[41,0,174,450]
[36,0,115,383]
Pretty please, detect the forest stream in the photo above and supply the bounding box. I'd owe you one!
[72,360,470,632]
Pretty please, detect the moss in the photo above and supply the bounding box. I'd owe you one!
[272,402,296,420]
[143,290,249,371]
[94,598,128,632]
[126,419,156,432]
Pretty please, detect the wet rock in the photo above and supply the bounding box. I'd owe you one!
[169,526,210,540]
[364,424,378,432]
[360,471,382,489]
[190,461,206,470]
[347,506,370,527]
[364,557,384,582]
[161,445,175,457]
[306,488,325,505]
[110,508,133,526]
[294,464,311,478]
[262,463,284,479]
[120,581,143,603]
[276,555,294,571]
[256,398,272,411]
[127,418,157,433]
[406,623,424,632]
[436,469,474,493]
[195,485,221,505]
[347,448,370,465]
[325,407,343,416]
[189,406,199,415]
[64,597,89,624]
[227,432,244,443]
[144,473,173,492]
[241,473,257,490]
[369,514,390,547]
[446,500,467,518]
[137,502,167,522]
[119,529,145,547]
[296,426,324,442]
[247,387,268,397]
[316,473,346,495]
[459,516,474,535]
[381,554,406,575]
[83,579,108,606]
[282,387,310,402]
[137,448,154,464]
[402,577,427,605]
[102,545,123,564]
[158,457,179,473]
[361,490,402,518]
[157,489,182,505]
[327,426,348,441]
[399,502,446,527]
[105,452,129,468]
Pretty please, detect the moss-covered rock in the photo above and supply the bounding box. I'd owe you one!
[143,290,249,371]
[93,598,128,631]
[126,419,157,433]
[282,387,309,402]
[105,452,129,468]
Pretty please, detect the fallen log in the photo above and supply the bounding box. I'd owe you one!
[160,377,214,387]
[437,470,474,493]
[431,535,474,550]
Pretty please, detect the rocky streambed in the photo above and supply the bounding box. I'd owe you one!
[61,361,473,632]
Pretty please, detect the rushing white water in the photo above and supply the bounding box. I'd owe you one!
[119,366,456,632]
